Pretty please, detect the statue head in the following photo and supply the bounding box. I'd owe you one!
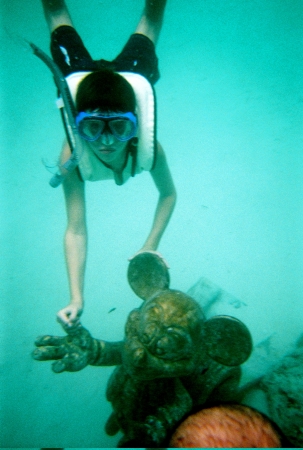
[123,289,206,380]
[123,252,252,380]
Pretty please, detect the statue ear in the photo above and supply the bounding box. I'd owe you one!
[127,252,170,300]
[202,315,253,366]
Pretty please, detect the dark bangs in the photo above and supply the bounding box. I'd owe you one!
[75,69,136,113]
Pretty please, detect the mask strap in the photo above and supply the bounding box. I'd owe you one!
[129,138,138,177]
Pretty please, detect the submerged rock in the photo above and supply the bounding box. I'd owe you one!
[260,334,303,447]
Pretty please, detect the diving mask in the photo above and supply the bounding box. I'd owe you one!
[76,111,137,142]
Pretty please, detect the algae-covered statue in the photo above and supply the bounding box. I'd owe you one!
[33,252,252,447]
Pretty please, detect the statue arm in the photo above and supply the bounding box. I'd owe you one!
[145,378,193,444]
[90,339,123,366]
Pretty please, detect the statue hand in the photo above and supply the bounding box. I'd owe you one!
[145,415,166,444]
[32,326,97,373]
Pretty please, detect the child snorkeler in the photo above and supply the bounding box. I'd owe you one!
[40,0,176,330]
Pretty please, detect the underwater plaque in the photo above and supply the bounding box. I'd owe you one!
[128,252,170,300]
[203,315,253,366]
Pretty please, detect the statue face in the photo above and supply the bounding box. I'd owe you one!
[123,290,205,380]
[138,299,193,361]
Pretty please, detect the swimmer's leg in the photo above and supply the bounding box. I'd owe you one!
[135,0,168,46]
[41,0,73,33]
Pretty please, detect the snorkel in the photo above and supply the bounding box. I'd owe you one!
[29,42,82,187]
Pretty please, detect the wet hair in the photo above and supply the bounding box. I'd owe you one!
[76,69,136,113]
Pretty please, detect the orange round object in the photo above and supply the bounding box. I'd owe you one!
[170,404,282,448]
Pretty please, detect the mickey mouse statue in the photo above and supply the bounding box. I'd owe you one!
[33,252,252,447]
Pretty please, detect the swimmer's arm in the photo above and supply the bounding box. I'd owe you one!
[141,142,177,251]
[59,141,87,327]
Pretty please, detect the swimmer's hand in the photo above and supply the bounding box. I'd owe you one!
[32,325,98,373]
[128,250,170,268]
[56,303,83,330]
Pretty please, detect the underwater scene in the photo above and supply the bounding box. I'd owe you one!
[1,0,303,447]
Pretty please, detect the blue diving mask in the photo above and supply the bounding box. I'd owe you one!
[75,111,137,142]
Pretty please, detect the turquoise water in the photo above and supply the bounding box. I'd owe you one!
[1,0,303,447]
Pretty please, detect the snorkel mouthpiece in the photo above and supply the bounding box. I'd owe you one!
[49,173,65,188]
[48,155,80,188]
